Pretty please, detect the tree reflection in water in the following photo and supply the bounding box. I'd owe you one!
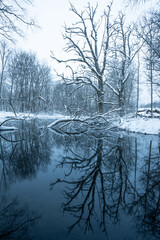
[0,197,40,240]
[0,120,48,239]
[50,132,160,239]
[0,120,159,239]
[130,140,160,239]
[0,119,51,190]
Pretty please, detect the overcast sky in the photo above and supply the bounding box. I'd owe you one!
[17,0,155,65]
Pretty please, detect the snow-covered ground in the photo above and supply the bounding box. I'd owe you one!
[0,111,68,120]
[0,126,18,131]
[0,111,69,132]
[115,115,160,135]
[0,111,159,135]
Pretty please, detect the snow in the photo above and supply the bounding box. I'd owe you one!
[0,111,159,135]
[0,111,69,120]
[0,111,16,121]
[116,116,160,135]
[0,111,70,131]
[32,113,69,120]
[0,126,18,131]
[137,108,160,118]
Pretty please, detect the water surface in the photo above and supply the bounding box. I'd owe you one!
[0,119,159,240]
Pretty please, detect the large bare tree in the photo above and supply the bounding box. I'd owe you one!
[51,3,114,115]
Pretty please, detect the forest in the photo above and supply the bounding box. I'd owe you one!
[0,0,159,120]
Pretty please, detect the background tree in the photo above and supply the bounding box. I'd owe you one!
[8,51,53,113]
[0,41,11,110]
[105,13,140,115]
[136,12,160,116]
[0,0,37,114]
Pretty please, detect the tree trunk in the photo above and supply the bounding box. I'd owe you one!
[136,54,140,117]
[98,77,104,114]
[98,92,104,114]
[119,92,125,117]
[150,64,153,118]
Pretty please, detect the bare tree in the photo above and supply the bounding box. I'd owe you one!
[51,3,115,115]
[0,0,36,42]
[0,40,11,110]
[8,51,52,114]
[136,53,140,117]
[136,13,160,116]
[106,13,140,115]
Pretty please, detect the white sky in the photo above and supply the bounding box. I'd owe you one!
[16,0,157,105]
[16,0,155,64]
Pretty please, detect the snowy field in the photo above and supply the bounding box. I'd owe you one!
[0,111,159,135]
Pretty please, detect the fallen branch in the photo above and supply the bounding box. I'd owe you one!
[47,118,88,128]
[0,117,23,131]
[47,108,120,129]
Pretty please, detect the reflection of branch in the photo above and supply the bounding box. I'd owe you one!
[0,217,38,239]
[132,180,160,207]
[128,140,160,239]
[0,118,17,127]
[0,134,22,143]
[0,198,41,240]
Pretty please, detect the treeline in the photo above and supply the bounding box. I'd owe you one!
[0,43,136,116]
[0,46,53,114]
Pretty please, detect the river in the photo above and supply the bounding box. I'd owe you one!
[0,119,159,240]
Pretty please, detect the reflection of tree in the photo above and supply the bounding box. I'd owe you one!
[50,134,133,234]
[50,133,160,239]
[51,138,105,233]
[130,140,160,239]
[0,120,50,190]
[0,197,40,240]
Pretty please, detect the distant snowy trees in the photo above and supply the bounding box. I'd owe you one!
[136,10,160,117]
[0,49,54,114]
[8,51,53,113]
[0,0,43,114]
[0,41,11,108]
[106,13,140,116]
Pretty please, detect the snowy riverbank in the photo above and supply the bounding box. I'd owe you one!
[115,116,160,135]
[0,111,159,135]
[0,111,66,121]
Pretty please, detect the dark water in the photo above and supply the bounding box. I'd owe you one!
[0,119,159,240]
